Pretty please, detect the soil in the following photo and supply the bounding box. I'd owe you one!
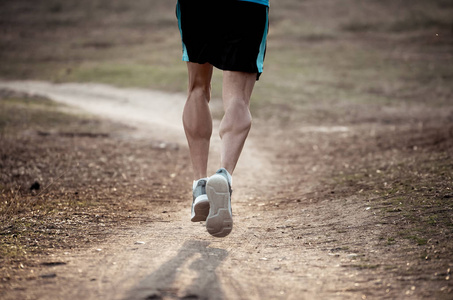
[0,81,452,300]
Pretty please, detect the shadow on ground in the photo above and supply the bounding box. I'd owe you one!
[126,240,228,300]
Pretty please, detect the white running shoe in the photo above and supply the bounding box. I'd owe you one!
[191,179,209,222]
[206,168,233,237]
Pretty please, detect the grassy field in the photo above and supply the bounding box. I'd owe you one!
[1,0,452,111]
[0,90,188,261]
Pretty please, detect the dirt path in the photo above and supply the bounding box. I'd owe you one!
[0,81,451,299]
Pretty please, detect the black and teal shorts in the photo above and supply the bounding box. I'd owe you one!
[176,0,269,80]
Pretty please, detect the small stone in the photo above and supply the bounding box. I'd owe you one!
[41,262,67,266]
[143,291,162,300]
[30,181,40,191]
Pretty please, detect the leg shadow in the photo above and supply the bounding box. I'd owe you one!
[125,240,228,300]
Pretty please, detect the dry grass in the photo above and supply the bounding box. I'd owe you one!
[0,90,190,264]
[0,0,451,109]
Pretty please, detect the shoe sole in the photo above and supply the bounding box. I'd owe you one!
[191,195,209,222]
[206,175,232,237]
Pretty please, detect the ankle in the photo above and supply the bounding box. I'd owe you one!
[216,168,233,186]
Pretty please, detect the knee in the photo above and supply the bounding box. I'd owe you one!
[188,82,211,103]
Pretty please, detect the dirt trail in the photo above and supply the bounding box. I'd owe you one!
[0,81,446,299]
[0,81,307,299]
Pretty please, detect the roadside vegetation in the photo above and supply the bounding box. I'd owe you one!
[0,90,189,282]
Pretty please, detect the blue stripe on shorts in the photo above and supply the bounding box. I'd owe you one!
[256,7,269,74]
[176,2,189,62]
[239,0,269,7]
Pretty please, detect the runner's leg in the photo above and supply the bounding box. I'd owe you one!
[183,62,214,180]
[219,71,256,175]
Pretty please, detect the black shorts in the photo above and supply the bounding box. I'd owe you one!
[176,0,269,80]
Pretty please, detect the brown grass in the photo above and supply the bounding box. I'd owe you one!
[0,90,190,264]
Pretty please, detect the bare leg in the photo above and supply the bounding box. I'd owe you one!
[219,71,256,175]
[183,62,214,180]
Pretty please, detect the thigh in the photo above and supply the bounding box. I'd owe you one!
[222,71,256,108]
[187,62,214,93]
